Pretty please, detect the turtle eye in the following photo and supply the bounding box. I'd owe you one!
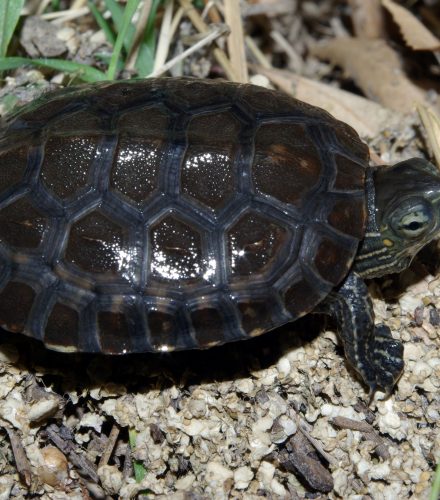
[392,201,433,238]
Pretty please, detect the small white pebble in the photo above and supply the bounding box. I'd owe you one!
[252,416,273,433]
[235,379,254,394]
[38,446,68,487]
[205,461,233,485]
[369,462,391,480]
[279,415,296,437]
[320,403,334,417]
[404,344,424,361]
[383,411,401,429]
[256,461,275,486]
[249,74,271,88]
[413,360,432,379]
[234,466,254,490]
[175,473,195,490]
[98,465,122,495]
[188,399,206,418]
[0,476,14,499]
[356,458,370,476]
[270,478,288,496]
[277,357,291,378]
[426,408,439,421]
[28,399,59,423]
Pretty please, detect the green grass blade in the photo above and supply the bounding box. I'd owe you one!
[0,57,107,82]
[50,0,61,11]
[107,0,141,80]
[128,428,147,483]
[135,0,163,77]
[104,0,125,31]
[430,463,440,500]
[104,0,135,50]
[0,0,25,57]
[88,1,116,46]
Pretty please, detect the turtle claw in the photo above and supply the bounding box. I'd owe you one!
[367,384,377,406]
[367,324,404,396]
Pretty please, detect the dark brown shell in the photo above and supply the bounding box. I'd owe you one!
[0,78,368,353]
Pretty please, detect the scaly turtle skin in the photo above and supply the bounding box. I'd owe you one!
[0,78,439,394]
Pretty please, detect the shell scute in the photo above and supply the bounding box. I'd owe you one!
[0,146,28,192]
[44,303,79,351]
[149,214,205,285]
[110,133,163,205]
[251,123,323,208]
[0,281,35,334]
[227,210,290,281]
[327,196,366,239]
[313,234,356,285]
[181,111,240,212]
[41,136,98,199]
[64,210,132,278]
[332,154,365,192]
[0,78,369,353]
[0,196,48,249]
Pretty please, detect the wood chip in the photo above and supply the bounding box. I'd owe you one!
[331,416,391,460]
[45,424,99,484]
[281,432,334,493]
[310,38,429,112]
[4,427,32,487]
[331,416,374,433]
[382,0,440,51]
[98,424,120,469]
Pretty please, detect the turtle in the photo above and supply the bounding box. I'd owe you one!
[0,77,439,395]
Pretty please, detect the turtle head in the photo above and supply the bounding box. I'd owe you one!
[355,158,440,278]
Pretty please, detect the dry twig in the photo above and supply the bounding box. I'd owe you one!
[98,424,120,469]
[178,0,237,80]
[4,427,32,487]
[224,0,248,82]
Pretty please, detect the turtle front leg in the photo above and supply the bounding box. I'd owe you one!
[319,272,404,395]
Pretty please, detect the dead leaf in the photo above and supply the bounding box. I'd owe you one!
[311,38,429,113]
[348,0,385,39]
[382,0,440,51]
[250,65,401,138]
[417,105,440,169]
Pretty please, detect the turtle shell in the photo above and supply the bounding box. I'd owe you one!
[0,78,368,353]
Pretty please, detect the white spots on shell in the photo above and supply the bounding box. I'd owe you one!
[202,257,216,281]
[151,248,201,280]
[185,151,228,169]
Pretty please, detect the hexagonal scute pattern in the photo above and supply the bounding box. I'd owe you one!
[181,112,240,211]
[0,78,368,354]
[0,196,48,249]
[110,133,162,204]
[110,106,169,205]
[227,211,289,280]
[0,145,28,192]
[252,123,322,208]
[40,135,98,199]
[0,281,35,334]
[65,210,131,277]
[149,215,204,283]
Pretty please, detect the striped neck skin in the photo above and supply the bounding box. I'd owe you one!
[354,159,440,279]
[353,169,409,278]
